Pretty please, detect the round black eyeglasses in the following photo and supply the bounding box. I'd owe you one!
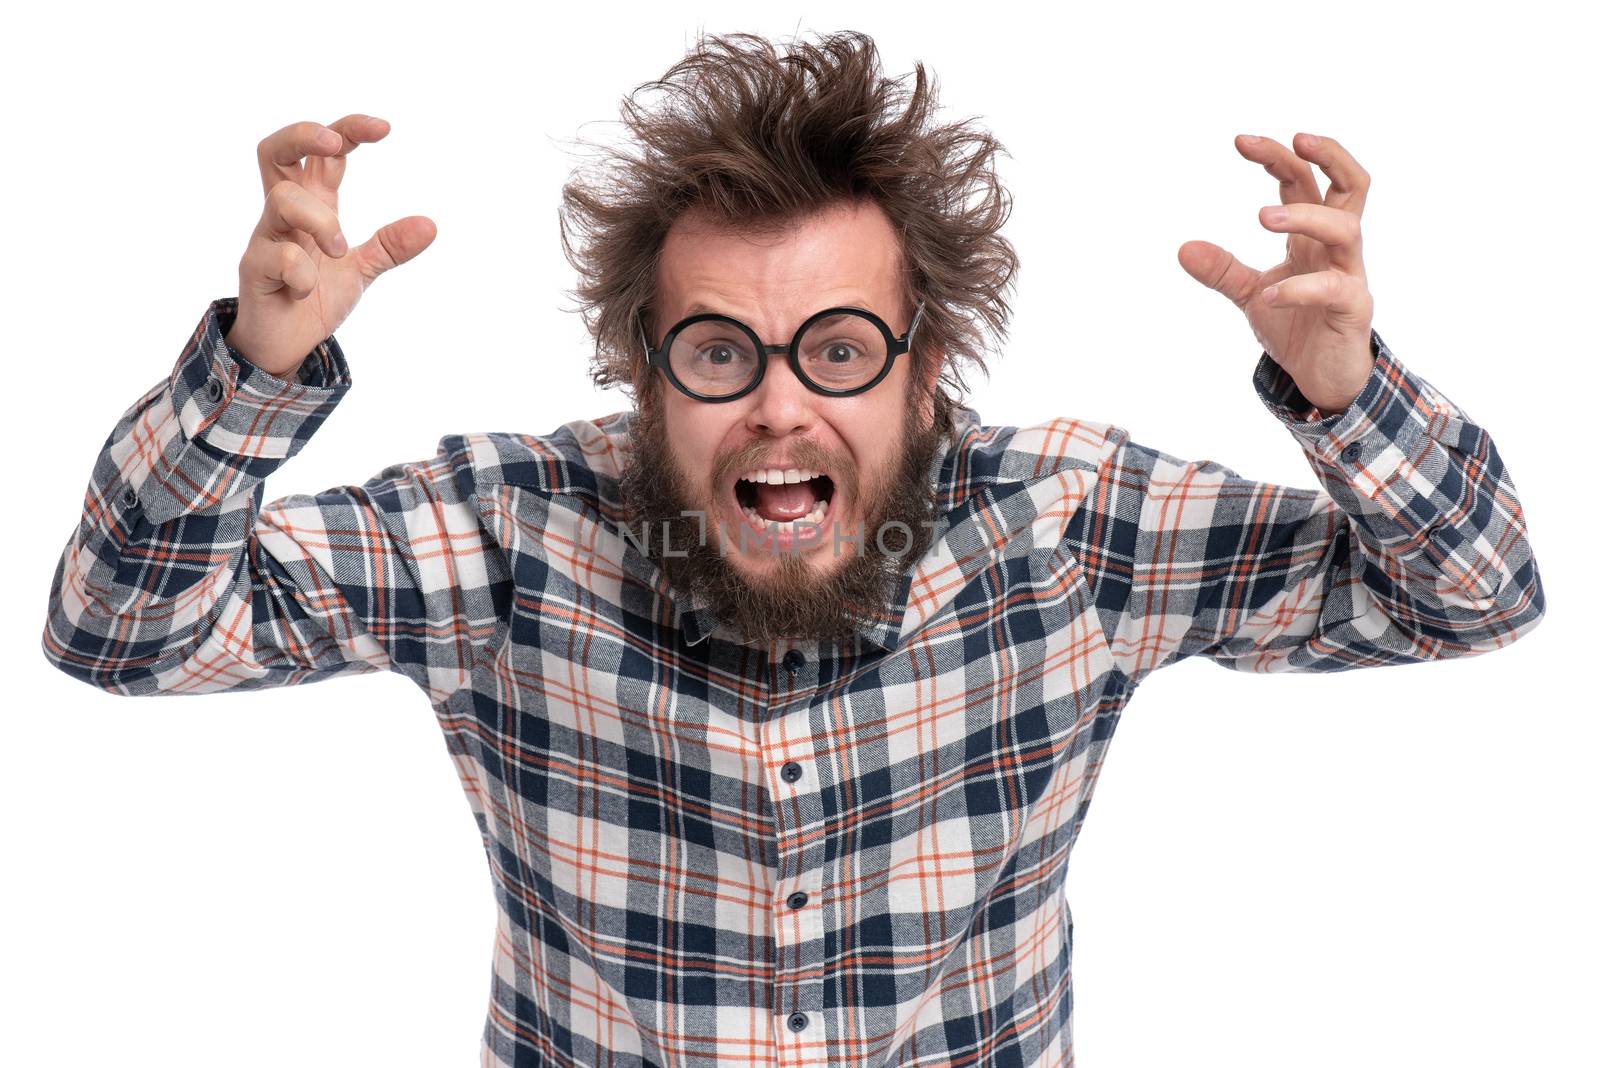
[639,300,926,402]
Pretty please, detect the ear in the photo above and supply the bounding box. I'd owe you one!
[917,343,945,391]
[630,340,660,408]
[911,342,947,425]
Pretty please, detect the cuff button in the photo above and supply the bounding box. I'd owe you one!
[1340,441,1363,463]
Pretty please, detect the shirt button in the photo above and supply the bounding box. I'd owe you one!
[780,761,803,784]
[787,891,809,910]
[787,1011,809,1033]
[782,649,805,675]
[1340,441,1363,463]
[205,376,224,404]
[119,486,139,510]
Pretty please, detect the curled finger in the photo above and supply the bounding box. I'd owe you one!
[1262,270,1371,317]
[304,114,390,196]
[1292,133,1371,216]
[256,120,349,198]
[259,180,346,257]
[241,237,318,299]
[1236,135,1322,206]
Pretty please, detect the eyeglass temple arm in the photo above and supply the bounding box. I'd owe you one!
[638,314,660,364]
[894,300,927,356]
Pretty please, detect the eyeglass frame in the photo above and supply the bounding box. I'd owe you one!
[639,299,927,403]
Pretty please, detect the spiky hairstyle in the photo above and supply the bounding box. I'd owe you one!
[558,29,1020,400]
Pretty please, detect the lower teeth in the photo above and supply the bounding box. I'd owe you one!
[742,498,829,531]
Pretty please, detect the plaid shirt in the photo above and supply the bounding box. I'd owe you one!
[43,297,1545,1067]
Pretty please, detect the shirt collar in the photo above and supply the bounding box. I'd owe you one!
[669,404,982,653]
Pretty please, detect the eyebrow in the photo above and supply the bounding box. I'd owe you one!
[681,299,876,320]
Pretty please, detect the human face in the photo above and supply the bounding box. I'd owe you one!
[647,198,938,583]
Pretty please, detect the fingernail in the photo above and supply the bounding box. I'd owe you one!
[331,231,347,255]
[318,129,341,150]
[1303,133,1322,147]
[1262,285,1280,303]
[1262,206,1288,224]
[1240,134,1261,144]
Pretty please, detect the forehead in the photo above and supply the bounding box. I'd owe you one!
[657,199,905,323]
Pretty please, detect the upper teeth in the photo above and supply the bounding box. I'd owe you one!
[739,468,821,484]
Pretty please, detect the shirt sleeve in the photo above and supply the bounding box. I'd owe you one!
[41,297,513,702]
[1096,327,1546,681]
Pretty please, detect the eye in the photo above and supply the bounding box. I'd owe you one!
[821,342,862,364]
[794,312,886,387]
[805,339,867,367]
[700,344,741,366]
[691,340,755,367]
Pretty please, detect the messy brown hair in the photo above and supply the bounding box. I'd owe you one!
[557,29,1020,401]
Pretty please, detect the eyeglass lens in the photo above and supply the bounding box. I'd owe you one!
[667,311,889,397]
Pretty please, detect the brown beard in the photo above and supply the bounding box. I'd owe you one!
[619,388,951,644]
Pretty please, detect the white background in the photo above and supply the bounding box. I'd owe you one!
[4,2,1594,1065]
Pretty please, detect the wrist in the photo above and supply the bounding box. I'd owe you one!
[221,321,306,380]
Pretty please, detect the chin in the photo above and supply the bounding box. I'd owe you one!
[724,537,856,584]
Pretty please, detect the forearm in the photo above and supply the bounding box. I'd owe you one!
[1244,328,1546,665]
[42,298,351,693]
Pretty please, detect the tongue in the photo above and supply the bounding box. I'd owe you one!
[754,480,818,521]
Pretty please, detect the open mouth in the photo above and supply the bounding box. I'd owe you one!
[733,467,836,530]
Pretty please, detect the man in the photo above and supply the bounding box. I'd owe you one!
[42,29,1544,1068]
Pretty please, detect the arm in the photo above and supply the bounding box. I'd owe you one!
[1095,329,1545,682]
[42,297,512,702]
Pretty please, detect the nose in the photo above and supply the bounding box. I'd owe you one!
[744,354,817,437]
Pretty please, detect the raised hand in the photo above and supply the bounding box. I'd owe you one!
[1177,133,1376,414]
[225,114,437,377]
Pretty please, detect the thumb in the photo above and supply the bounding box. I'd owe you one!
[354,215,438,281]
[1177,240,1260,308]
